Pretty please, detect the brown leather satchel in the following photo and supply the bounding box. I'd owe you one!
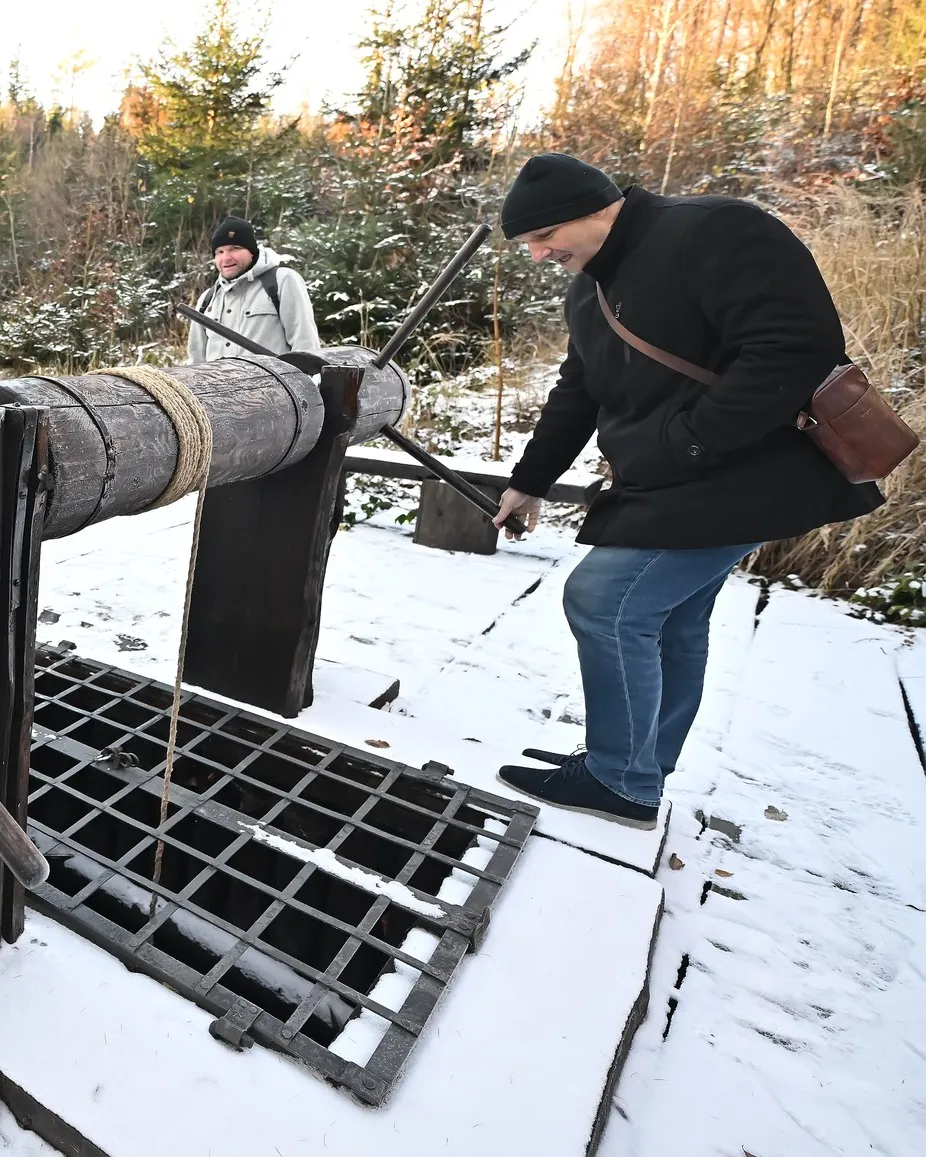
[596,284,920,484]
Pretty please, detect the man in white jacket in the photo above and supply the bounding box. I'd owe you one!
[187,216,322,362]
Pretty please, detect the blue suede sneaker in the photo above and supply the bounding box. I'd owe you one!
[497,755,659,830]
[523,747,674,780]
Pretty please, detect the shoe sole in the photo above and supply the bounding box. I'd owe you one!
[495,773,659,831]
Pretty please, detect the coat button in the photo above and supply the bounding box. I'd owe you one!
[687,444,702,458]
[225,341,231,346]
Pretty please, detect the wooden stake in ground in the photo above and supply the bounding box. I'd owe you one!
[492,230,506,462]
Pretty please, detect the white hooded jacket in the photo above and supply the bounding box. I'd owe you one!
[187,245,321,362]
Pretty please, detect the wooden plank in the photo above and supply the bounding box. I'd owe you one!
[413,478,501,555]
[343,445,604,505]
[183,366,360,717]
[587,894,663,1155]
[0,1069,111,1157]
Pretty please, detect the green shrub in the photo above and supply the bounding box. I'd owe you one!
[850,569,926,626]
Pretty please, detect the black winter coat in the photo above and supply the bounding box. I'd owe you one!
[509,186,884,549]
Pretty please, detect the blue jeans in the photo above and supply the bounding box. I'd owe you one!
[562,544,761,805]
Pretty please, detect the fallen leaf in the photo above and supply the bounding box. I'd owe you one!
[668,853,685,870]
[365,739,390,749]
[714,869,734,878]
[764,805,789,822]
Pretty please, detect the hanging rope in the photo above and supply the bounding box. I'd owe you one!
[91,366,214,915]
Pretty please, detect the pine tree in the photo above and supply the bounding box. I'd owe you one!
[134,0,284,177]
[127,0,299,250]
[354,0,530,164]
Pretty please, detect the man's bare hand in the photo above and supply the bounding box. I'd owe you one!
[493,488,542,540]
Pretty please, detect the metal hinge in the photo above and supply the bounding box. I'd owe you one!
[37,639,76,660]
[95,745,139,771]
[406,759,454,785]
[460,906,491,953]
[208,997,261,1051]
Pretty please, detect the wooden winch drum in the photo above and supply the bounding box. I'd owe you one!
[314,346,410,442]
[0,349,408,540]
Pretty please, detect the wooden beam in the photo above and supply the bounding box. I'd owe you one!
[343,445,605,505]
[0,406,49,944]
[183,366,361,718]
[0,351,406,541]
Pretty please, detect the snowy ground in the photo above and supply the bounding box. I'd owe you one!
[1,490,925,1156]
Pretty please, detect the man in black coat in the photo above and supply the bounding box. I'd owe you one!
[493,153,883,830]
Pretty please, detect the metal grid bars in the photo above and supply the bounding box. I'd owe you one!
[27,645,538,1105]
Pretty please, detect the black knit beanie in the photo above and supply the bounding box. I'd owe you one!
[500,154,621,240]
[210,216,259,259]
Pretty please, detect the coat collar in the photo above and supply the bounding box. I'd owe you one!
[582,185,661,284]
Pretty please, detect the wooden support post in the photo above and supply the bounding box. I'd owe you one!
[413,479,501,556]
[183,366,360,718]
[0,406,49,945]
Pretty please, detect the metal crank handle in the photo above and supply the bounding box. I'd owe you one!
[0,801,50,889]
[381,426,529,537]
[372,222,493,370]
[176,304,329,375]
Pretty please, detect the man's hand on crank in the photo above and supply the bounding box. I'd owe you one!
[494,488,542,540]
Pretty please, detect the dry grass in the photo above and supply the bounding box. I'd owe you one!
[747,184,926,594]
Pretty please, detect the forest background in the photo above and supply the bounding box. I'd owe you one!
[1,0,924,617]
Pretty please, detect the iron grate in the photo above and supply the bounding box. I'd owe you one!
[27,645,539,1105]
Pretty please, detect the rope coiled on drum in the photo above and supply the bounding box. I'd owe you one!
[90,365,213,507]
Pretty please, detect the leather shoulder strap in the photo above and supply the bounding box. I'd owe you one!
[596,284,719,385]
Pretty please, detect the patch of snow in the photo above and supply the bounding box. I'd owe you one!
[329,927,442,1066]
[243,827,445,922]
[434,831,496,907]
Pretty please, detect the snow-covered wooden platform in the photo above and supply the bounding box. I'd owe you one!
[0,843,662,1157]
[2,501,925,1157]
